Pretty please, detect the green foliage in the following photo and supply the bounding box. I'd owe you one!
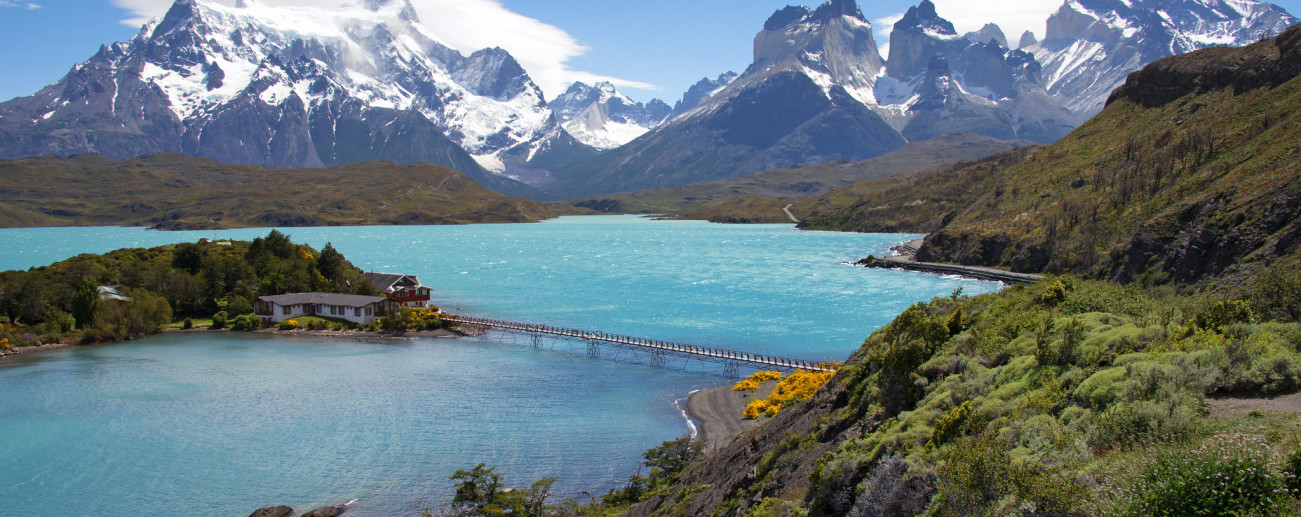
[1251,263,1301,322]
[863,302,949,414]
[228,314,261,331]
[444,464,558,516]
[642,437,707,482]
[90,288,172,340]
[69,280,99,330]
[211,311,228,330]
[1195,299,1254,330]
[182,317,193,330]
[1110,431,1288,516]
[0,154,563,230]
[1287,447,1301,492]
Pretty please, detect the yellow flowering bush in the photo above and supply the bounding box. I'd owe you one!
[732,379,760,391]
[733,371,782,391]
[278,319,301,330]
[741,364,840,419]
[0,337,9,350]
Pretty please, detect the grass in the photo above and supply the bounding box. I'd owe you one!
[0,154,580,229]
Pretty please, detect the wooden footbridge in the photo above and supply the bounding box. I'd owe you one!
[443,314,832,376]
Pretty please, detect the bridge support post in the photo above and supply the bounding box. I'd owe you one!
[723,361,740,379]
[587,340,600,358]
[531,334,542,348]
[650,350,665,366]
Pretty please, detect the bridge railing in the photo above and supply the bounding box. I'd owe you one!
[443,314,830,372]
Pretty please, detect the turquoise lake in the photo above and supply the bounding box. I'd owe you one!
[0,216,1001,516]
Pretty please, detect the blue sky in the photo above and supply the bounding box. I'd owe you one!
[2,0,1299,104]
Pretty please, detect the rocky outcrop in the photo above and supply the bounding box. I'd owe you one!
[248,506,292,517]
[301,506,345,517]
[1111,174,1301,284]
[1108,23,1301,108]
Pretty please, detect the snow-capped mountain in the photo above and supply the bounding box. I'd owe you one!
[1026,0,1297,116]
[539,0,908,198]
[670,72,739,117]
[878,0,1078,142]
[549,82,671,150]
[0,0,567,189]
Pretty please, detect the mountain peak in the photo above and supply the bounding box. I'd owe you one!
[763,0,863,31]
[764,6,812,31]
[810,0,865,23]
[153,0,203,37]
[364,0,420,23]
[896,0,955,35]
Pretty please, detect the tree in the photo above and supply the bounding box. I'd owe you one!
[450,463,503,515]
[70,279,100,330]
[171,242,205,275]
[316,242,345,286]
[643,437,706,482]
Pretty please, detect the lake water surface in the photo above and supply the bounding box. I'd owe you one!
[0,216,1000,516]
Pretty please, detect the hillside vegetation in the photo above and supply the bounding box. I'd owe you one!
[0,153,572,229]
[799,24,1301,288]
[424,25,1301,517]
[623,278,1301,517]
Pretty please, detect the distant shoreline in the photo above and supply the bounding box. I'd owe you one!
[0,325,479,359]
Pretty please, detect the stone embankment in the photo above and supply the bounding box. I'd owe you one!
[854,238,1044,285]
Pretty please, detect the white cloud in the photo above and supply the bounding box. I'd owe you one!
[869,0,1061,50]
[108,0,654,98]
[872,13,905,58]
[0,0,44,7]
[933,0,1060,47]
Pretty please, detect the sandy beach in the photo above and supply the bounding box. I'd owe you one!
[684,381,777,450]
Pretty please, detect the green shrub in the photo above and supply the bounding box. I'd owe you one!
[229,314,261,331]
[1112,431,1287,516]
[1195,299,1254,330]
[211,311,228,329]
[1286,447,1301,492]
[1249,263,1301,322]
[1234,353,1301,394]
[182,318,193,330]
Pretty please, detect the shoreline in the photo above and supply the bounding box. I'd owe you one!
[683,381,777,451]
[0,324,482,359]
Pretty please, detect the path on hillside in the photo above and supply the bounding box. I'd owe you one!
[1207,393,1301,418]
[782,204,799,223]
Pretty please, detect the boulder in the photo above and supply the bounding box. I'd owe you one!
[301,506,345,517]
[248,507,292,517]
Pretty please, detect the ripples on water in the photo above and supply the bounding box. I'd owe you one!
[0,217,1001,516]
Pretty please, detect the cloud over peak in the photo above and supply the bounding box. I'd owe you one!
[109,0,654,99]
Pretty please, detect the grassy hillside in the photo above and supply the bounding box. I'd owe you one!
[799,25,1301,288]
[0,153,577,229]
[624,278,1301,517]
[567,132,1029,223]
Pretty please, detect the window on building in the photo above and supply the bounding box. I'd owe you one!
[365,307,372,316]
[282,306,291,315]
[355,307,362,317]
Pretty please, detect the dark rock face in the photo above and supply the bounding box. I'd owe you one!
[301,506,345,517]
[1111,173,1301,284]
[1108,23,1301,108]
[671,72,739,116]
[248,506,292,517]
